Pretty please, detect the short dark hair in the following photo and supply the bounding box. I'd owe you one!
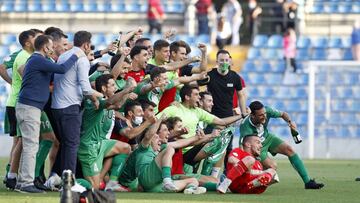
[139,99,156,111]
[95,74,113,92]
[34,35,53,51]
[153,39,169,52]
[135,38,151,46]
[49,31,64,42]
[18,30,36,48]
[199,91,212,101]
[180,85,199,102]
[130,45,148,59]
[74,31,92,47]
[165,117,182,131]
[249,101,264,114]
[44,27,68,38]
[124,101,142,116]
[216,49,231,58]
[242,134,259,146]
[110,54,131,69]
[150,66,167,81]
[29,28,44,34]
[170,40,191,55]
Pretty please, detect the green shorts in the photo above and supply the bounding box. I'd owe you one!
[80,139,116,177]
[204,126,233,162]
[138,160,163,192]
[16,112,53,137]
[120,179,139,192]
[259,133,284,161]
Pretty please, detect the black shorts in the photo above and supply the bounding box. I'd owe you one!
[183,144,205,167]
[6,106,17,137]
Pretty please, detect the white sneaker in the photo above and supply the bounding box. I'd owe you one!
[184,186,207,194]
[162,180,178,192]
[71,183,86,193]
[105,181,130,192]
[44,174,61,191]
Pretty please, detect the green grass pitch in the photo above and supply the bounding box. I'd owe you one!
[0,158,359,203]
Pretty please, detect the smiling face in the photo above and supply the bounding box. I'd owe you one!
[187,88,201,108]
[151,134,162,152]
[155,46,170,64]
[158,123,170,143]
[171,46,187,62]
[251,107,267,125]
[244,136,262,156]
[102,78,117,98]
[135,49,149,69]
[199,94,213,112]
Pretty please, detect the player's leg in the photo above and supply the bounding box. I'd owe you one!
[247,168,277,190]
[217,156,255,194]
[154,145,177,191]
[176,178,206,194]
[104,140,131,192]
[270,135,324,189]
[84,174,101,189]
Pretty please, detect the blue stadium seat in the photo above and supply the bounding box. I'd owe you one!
[265,74,282,85]
[249,73,265,84]
[296,49,310,60]
[194,34,210,44]
[287,101,302,112]
[333,100,347,111]
[267,35,283,48]
[14,2,27,12]
[343,49,353,60]
[97,2,111,12]
[336,87,353,98]
[252,35,268,48]
[311,4,324,13]
[315,100,326,112]
[296,113,308,125]
[294,87,307,99]
[259,87,275,98]
[277,87,292,99]
[352,4,360,13]
[324,4,338,13]
[260,62,271,72]
[297,36,311,49]
[176,35,195,45]
[315,114,326,124]
[0,2,14,12]
[70,3,84,12]
[92,33,106,45]
[343,114,357,125]
[28,2,42,12]
[344,73,359,85]
[247,48,261,60]
[273,100,285,110]
[264,49,283,60]
[56,2,70,12]
[242,61,255,72]
[110,2,125,12]
[1,34,17,45]
[273,61,285,72]
[342,37,351,48]
[42,2,56,12]
[328,37,342,48]
[338,4,352,13]
[125,3,141,12]
[83,3,98,12]
[164,2,185,13]
[0,46,10,57]
[312,37,328,49]
[312,49,326,60]
[299,73,308,85]
[248,87,259,97]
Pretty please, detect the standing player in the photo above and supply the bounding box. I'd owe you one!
[217,134,277,194]
[240,101,324,189]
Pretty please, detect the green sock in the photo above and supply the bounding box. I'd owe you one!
[5,163,10,174]
[203,182,217,191]
[289,153,311,184]
[76,178,92,189]
[162,166,172,179]
[35,140,53,177]
[201,160,213,176]
[110,154,128,181]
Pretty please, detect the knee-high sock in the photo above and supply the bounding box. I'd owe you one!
[162,166,172,179]
[110,154,128,181]
[201,160,213,176]
[76,178,92,189]
[203,182,217,191]
[289,153,310,184]
[35,140,53,177]
[227,161,247,181]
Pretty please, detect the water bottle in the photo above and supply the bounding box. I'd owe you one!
[108,32,122,56]
[60,170,73,203]
[291,128,302,144]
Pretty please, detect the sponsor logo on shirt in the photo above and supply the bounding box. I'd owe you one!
[227,83,234,87]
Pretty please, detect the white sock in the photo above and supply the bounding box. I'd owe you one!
[211,167,221,178]
[223,178,232,187]
[7,172,17,179]
[163,177,172,184]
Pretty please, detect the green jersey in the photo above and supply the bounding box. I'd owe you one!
[89,70,103,82]
[134,79,175,114]
[6,49,31,107]
[240,106,282,143]
[3,50,21,69]
[78,98,115,162]
[135,143,157,176]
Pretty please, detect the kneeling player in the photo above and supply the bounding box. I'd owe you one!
[217,134,277,194]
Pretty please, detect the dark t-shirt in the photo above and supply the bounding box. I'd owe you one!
[207,68,242,118]
[179,64,194,76]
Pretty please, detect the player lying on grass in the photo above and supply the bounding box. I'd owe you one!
[135,114,207,194]
[240,101,324,189]
[217,134,277,194]
[77,74,138,191]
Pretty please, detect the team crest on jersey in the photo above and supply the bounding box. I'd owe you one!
[3,56,11,62]
[233,152,238,157]
[227,83,234,87]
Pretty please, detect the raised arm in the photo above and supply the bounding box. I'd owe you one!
[162,56,200,71]
[142,115,165,147]
[173,72,207,87]
[212,114,243,126]
[281,111,297,130]
[110,47,131,79]
[106,77,137,109]
[190,43,208,74]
